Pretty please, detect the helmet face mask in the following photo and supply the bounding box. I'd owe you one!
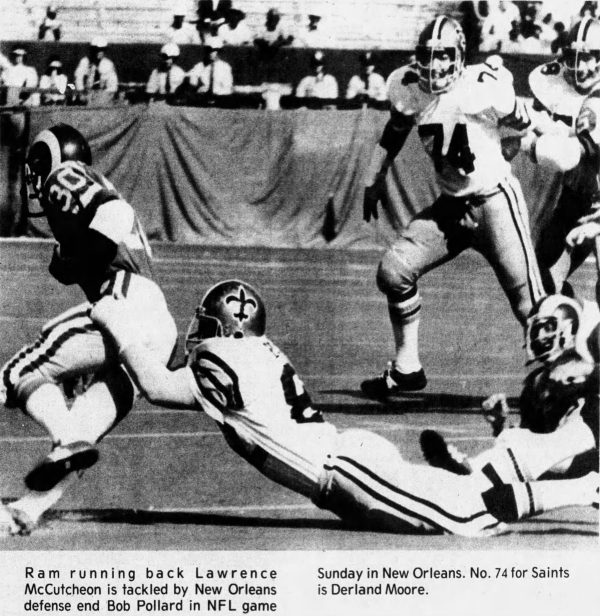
[185,280,266,357]
[562,18,600,94]
[416,16,465,95]
[526,295,581,364]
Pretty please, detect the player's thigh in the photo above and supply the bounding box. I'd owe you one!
[379,204,460,287]
[111,273,178,361]
[322,430,498,536]
[476,181,544,309]
[3,305,113,389]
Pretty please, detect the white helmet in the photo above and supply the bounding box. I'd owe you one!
[415,15,466,94]
[562,17,600,94]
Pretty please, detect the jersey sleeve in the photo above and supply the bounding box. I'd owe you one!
[89,198,135,245]
[187,345,243,418]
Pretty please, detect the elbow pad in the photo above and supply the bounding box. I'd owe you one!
[533,134,583,172]
[379,108,413,158]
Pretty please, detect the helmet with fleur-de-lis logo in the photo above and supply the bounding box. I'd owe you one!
[185,280,266,354]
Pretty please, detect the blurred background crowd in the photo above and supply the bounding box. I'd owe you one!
[0,0,597,109]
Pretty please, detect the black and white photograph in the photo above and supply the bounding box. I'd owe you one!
[0,1,598,614]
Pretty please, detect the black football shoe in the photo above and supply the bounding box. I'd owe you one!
[420,429,472,475]
[360,362,427,398]
[25,441,99,491]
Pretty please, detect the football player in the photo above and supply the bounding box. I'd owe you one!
[422,294,599,485]
[1,124,177,534]
[361,15,544,398]
[87,279,597,535]
[526,17,600,293]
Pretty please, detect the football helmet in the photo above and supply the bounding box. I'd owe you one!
[415,15,465,94]
[24,123,92,215]
[525,294,583,364]
[562,17,600,94]
[185,280,266,354]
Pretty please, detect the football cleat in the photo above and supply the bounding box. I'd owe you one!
[0,503,21,536]
[6,506,36,536]
[419,429,472,475]
[360,362,427,398]
[25,441,99,491]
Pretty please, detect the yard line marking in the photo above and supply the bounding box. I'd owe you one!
[141,503,316,514]
[0,431,221,443]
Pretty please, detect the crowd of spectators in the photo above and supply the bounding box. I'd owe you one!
[3,1,599,110]
[461,1,600,56]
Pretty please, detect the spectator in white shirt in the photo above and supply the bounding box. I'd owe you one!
[74,37,119,104]
[164,10,201,45]
[146,43,187,99]
[296,51,338,99]
[346,51,387,102]
[39,56,68,105]
[217,9,253,46]
[188,38,234,95]
[2,47,39,106]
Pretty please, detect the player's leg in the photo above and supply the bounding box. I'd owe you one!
[8,367,136,531]
[475,177,545,325]
[1,303,112,446]
[361,199,468,397]
[481,471,599,523]
[535,185,592,294]
[316,429,503,536]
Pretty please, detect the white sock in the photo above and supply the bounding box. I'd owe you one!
[11,474,76,524]
[25,383,74,445]
[388,310,421,373]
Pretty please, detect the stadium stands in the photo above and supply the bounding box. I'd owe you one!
[3,0,459,48]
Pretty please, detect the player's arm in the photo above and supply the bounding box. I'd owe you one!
[532,99,600,173]
[363,106,415,222]
[89,297,197,408]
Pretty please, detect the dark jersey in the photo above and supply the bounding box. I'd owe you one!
[41,160,153,299]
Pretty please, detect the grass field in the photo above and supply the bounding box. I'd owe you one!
[0,239,597,550]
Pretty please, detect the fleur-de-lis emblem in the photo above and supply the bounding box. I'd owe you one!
[226,287,257,322]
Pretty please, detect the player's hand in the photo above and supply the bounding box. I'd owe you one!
[363,172,388,222]
[566,221,600,247]
[481,393,510,436]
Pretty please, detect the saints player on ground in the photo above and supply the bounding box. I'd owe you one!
[86,279,597,536]
[0,124,177,535]
[361,15,544,398]
[526,16,600,294]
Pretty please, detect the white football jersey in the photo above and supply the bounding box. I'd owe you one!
[528,62,600,196]
[528,62,583,136]
[387,62,522,197]
[186,336,338,497]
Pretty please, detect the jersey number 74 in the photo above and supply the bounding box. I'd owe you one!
[418,123,476,174]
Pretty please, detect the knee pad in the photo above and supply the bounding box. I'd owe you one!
[376,251,417,299]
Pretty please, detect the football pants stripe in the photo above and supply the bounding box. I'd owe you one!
[3,317,96,393]
[505,447,526,482]
[499,179,545,304]
[329,456,500,535]
[337,455,489,523]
